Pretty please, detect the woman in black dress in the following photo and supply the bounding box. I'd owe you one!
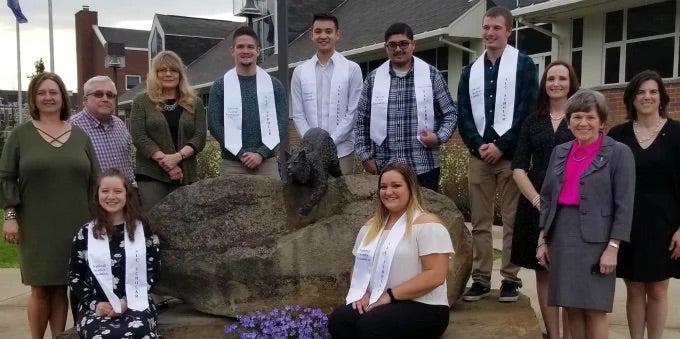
[511,61,578,339]
[608,70,680,339]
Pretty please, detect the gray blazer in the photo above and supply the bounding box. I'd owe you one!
[539,136,635,243]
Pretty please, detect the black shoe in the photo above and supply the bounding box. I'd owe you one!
[499,281,520,302]
[462,282,490,302]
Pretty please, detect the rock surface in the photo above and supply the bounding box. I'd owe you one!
[148,174,472,317]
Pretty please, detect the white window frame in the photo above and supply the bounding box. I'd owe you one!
[602,1,680,83]
[125,75,142,90]
[513,23,552,71]
[253,0,277,56]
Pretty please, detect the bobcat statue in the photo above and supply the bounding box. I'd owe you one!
[287,128,342,215]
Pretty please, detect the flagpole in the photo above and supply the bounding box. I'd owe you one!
[48,0,54,72]
[16,20,23,124]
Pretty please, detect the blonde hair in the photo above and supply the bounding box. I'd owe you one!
[146,50,196,113]
[363,163,427,245]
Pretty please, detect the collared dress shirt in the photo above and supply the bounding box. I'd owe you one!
[291,52,363,158]
[70,110,135,183]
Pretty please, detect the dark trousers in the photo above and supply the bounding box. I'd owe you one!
[417,167,441,192]
[328,301,449,339]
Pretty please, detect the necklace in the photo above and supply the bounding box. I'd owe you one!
[162,100,178,111]
[549,113,565,121]
[571,148,591,162]
[633,118,665,143]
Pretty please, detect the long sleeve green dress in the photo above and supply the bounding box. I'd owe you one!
[0,122,98,285]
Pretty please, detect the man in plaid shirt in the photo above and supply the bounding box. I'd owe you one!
[353,22,456,191]
[71,75,135,184]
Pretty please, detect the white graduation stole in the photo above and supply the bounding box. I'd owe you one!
[346,211,420,305]
[469,45,518,136]
[300,52,350,133]
[223,66,280,155]
[370,57,434,145]
[87,220,148,313]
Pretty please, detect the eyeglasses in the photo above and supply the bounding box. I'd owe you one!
[87,91,117,99]
[385,40,412,50]
[157,67,179,75]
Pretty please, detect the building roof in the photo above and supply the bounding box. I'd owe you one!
[178,0,344,88]
[120,0,478,104]
[155,14,241,37]
[518,0,551,7]
[97,27,149,49]
[261,0,478,69]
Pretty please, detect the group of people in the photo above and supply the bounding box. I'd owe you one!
[325,6,680,339]
[1,5,679,339]
[0,50,205,338]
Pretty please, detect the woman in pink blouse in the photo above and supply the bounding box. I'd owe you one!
[535,89,635,338]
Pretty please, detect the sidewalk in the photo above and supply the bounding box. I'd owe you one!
[477,224,680,339]
[1,225,679,338]
[0,268,72,339]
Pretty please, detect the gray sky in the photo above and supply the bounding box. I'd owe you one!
[1,1,244,91]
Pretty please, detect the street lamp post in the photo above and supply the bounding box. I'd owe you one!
[235,0,262,28]
[105,42,125,117]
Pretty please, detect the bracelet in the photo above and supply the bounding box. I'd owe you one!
[608,241,619,249]
[4,210,17,221]
[531,195,540,207]
[386,288,397,303]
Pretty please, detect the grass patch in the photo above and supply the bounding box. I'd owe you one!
[0,242,19,268]
[0,218,19,268]
[493,248,502,261]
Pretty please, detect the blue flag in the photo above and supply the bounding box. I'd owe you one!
[6,0,28,23]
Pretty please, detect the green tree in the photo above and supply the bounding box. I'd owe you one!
[27,58,45,80]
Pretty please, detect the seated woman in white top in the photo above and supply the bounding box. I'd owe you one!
[328,162,454,339]
[68,169,161,338]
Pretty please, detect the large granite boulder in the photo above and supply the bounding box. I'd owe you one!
[150,174,472,317]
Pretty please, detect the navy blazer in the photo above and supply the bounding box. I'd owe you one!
[539,136,635,243]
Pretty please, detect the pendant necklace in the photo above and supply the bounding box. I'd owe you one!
[163,100,178,111]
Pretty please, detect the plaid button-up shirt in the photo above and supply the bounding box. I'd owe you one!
[354,61,457,175]
[70,110,135,182]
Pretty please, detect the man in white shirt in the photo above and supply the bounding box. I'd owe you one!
[291,13,363,175]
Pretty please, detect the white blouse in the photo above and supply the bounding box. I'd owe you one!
[352,222,455,306]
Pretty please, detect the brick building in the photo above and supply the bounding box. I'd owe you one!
[75,5,149,108]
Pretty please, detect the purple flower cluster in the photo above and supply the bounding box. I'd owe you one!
[225,305,331,339]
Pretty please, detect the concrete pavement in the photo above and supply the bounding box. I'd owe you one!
[480,224,680,339]
[1,225,679,338]
[0,268,73,339]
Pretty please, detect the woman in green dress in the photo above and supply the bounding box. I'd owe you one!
[0,72,98,339]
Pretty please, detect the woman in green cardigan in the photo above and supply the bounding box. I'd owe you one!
[131,51,206,211]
